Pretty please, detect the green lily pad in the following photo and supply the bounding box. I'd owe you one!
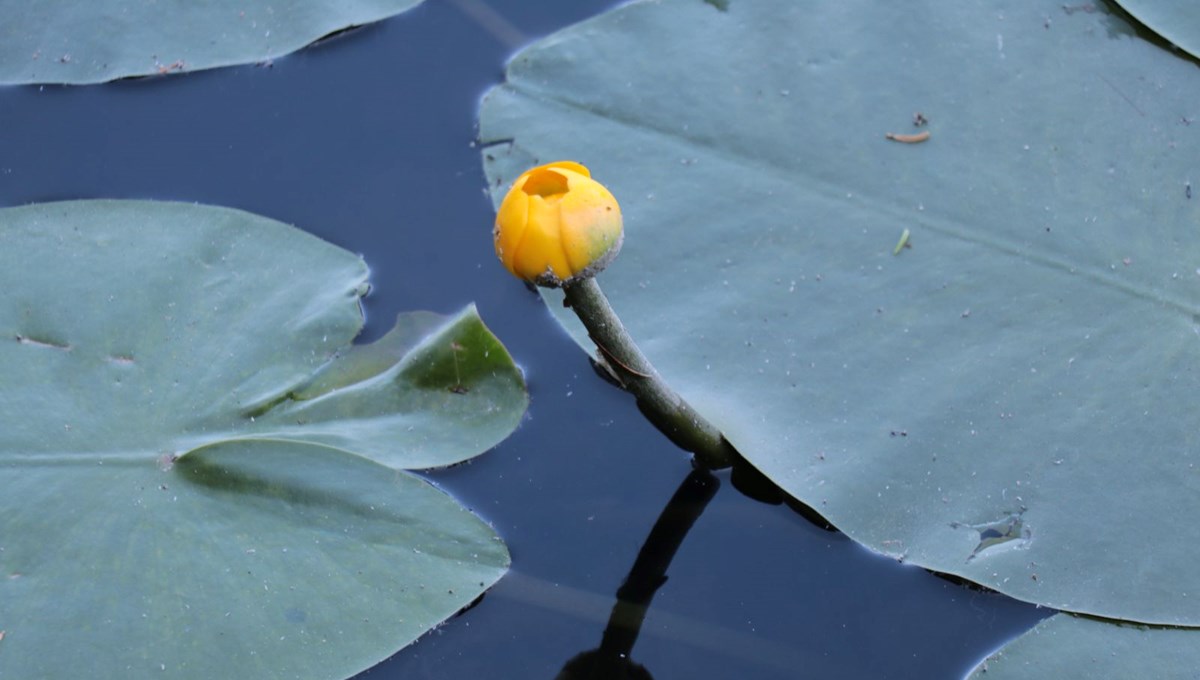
[1111,0,1200,60]
[0,0,423,85]
[968,613,1200,678]
[480,0,1200,625]
[0,200,523,678]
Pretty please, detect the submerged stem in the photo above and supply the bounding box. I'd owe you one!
[562,277,735,470]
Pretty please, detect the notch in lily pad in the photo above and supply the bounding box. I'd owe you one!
[493,161,734,470]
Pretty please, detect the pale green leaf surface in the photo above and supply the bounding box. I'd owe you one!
[0,200,523,678]
[968,613,1200,679]
[0,0,423,85]
[480,0,1200,624]
[1112,0,1200,59]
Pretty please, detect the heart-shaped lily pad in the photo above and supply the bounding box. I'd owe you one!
[0,0,424,85]
[968,613,1200,678]
[479,0,1200,627]
[0,200,524,678]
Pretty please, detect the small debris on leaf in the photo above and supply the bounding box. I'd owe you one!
[885,130,931,144]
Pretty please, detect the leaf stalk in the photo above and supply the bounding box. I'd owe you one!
[563,277,735,470]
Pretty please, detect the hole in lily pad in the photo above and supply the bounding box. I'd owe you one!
[952,512,1031,562]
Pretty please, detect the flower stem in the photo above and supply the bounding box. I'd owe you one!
[562,277,735,470]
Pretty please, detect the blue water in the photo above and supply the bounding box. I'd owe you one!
[0,1,1052,678]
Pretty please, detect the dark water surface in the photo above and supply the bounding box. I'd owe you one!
[0,1,1053,678]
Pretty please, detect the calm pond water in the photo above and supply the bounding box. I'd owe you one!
[0,1,1053,677]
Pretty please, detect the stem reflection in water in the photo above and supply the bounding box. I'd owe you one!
[556,468,719,680]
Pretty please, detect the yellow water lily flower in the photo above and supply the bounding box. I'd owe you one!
[493,161,623,287]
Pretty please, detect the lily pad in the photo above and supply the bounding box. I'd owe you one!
[480,0,1200,625]
[0,0,423,85]
[0,200,523,678]
[1111,0,1200,60]
[967,613,1200,678]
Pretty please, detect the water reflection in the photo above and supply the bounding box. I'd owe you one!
[556,469,719,679]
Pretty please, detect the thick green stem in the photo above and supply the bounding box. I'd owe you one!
[562,277,734,470]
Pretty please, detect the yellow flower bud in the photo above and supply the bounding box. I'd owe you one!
[493,161,623,288]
